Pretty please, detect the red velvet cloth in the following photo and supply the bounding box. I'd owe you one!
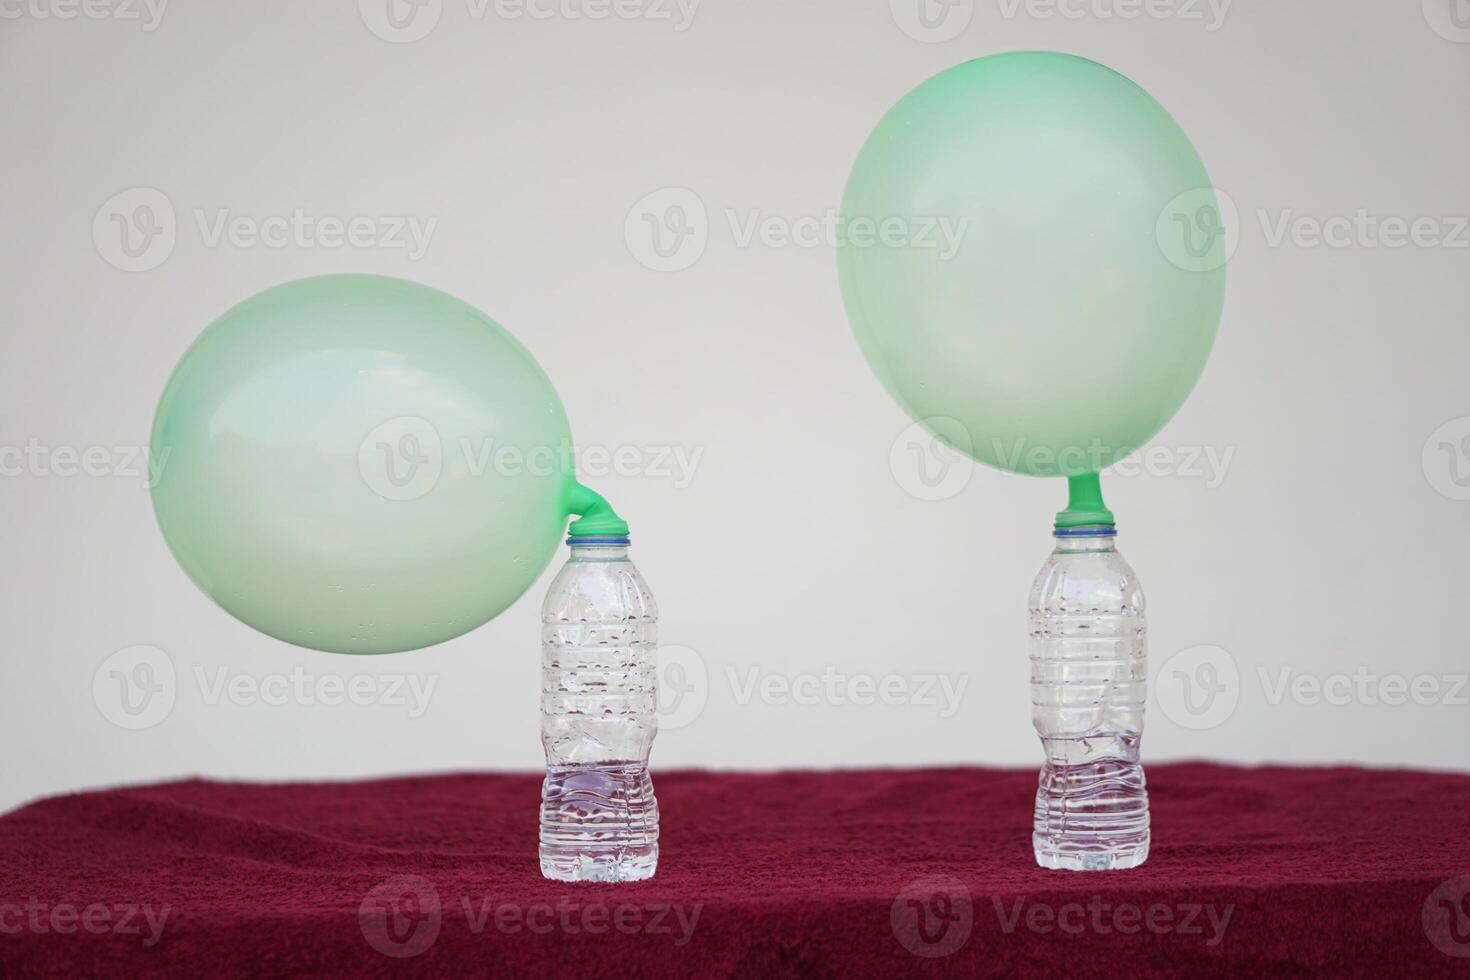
[1,764,1468,977]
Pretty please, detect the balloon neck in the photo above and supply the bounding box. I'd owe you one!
[567,481,630,539]
[1055,472,1115,529]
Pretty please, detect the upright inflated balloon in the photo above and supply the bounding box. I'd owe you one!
[151,274,600,654]
[839,52,1225,476]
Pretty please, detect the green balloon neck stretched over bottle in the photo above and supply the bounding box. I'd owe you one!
[567,481,630,538]
[1055,472,1115,529]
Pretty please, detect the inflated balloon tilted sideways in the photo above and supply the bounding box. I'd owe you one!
[150,274,628,655]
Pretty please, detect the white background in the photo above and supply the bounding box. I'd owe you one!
[2,0,1468,815]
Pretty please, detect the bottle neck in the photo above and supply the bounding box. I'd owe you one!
[1052,526,1117,553]
[568,540,630,561]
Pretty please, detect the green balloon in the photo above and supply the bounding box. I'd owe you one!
[839,52,1225,477]
[151,274,586,654]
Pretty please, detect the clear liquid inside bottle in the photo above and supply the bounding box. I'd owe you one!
[539,541,659,882]
[1029,526,1150,871]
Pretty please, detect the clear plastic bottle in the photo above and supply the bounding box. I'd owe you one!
[1029,524,1150,871]
[539,535,659,882]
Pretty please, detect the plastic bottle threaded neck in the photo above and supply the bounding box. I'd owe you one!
[1053,525,1116,538]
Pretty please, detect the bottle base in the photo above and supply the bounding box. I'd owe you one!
[540,845,658,883]
[1033,834,1149,871]
[539,763,659,883]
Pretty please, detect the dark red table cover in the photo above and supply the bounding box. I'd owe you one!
[2,763,1468,977]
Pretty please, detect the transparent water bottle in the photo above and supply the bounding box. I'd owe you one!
[1029,477,1149,871]
[540,532,659,882]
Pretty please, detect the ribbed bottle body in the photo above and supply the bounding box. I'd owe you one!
[540,542,659,882]
[1029,530,1149,871]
